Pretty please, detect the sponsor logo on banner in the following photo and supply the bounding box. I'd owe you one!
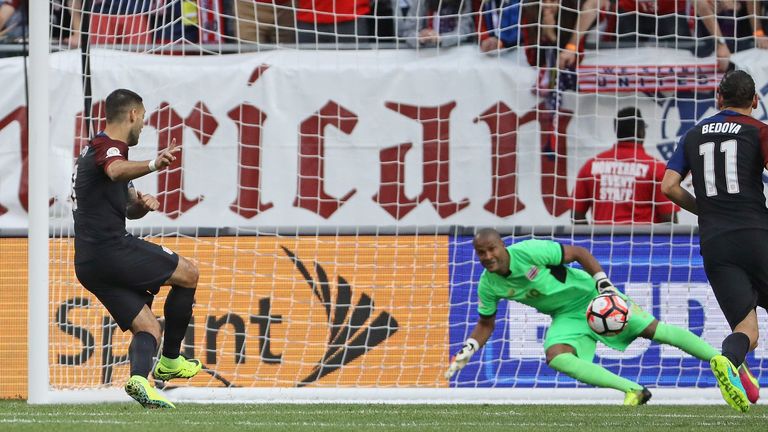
[0,236,448,397]
[447,235,768,388]
[282,246,399,386]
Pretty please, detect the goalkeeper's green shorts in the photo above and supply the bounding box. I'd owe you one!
[542,300,655,362]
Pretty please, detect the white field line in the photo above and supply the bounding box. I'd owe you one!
[1,409,766,420]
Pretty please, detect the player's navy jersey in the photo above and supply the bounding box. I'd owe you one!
[667,110,768,243]
[72,133,131,253]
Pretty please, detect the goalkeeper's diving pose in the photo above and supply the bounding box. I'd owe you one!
[72,89,202,408]
[446,228,759,405]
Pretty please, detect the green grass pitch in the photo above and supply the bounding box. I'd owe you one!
[1,401,767,431]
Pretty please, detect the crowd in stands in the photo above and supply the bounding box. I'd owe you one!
[0,1,764,61]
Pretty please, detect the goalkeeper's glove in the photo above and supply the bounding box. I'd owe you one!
[445,338,479,379]
[593,271,618,295]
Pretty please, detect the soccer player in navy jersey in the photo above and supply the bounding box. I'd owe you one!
[71,89,202,408]
[662,70,767,413]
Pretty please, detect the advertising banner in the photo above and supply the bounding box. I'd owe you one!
[6,233,768,397]
[1,47,767,229]
[448,234,768,388]
[0,236,449,397]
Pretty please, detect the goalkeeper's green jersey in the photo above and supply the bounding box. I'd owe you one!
[477,239,597,317]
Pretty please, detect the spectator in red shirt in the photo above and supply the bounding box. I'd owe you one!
[572,107,678,224]
[295,0,371,44]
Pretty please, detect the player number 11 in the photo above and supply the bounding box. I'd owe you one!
[699,139,739,196]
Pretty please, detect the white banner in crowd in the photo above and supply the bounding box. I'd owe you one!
[0,46,767,229]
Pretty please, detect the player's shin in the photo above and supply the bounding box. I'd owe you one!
[650,322,718,361]
[129,331,158,378]
[548,353,642,393]
[162,286,196,359]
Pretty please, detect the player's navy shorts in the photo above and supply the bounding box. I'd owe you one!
[75,234,179,331]
[700,229,768,329]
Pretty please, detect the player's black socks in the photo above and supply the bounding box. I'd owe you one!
[129,331,157,377]
[162,286,196,359]
[722,332,750,367]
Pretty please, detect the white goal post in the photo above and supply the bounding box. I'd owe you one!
[28,0,51,405]
[15,0,768,404]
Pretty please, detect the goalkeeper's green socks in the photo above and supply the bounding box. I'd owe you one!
[548,353,642,392]
[651,321,719,361]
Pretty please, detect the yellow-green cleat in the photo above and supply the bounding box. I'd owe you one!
[623,387,652,406]
[124,375,175,409]
[711,354,750,413]
[153,355,203,381]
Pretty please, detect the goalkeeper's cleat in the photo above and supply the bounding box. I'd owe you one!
[623,387,652,406]
[711,355,750,413]
[738,362,760,404]
[153,355,202,381]
[124,375,175,409]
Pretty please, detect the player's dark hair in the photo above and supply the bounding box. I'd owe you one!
[718,70,755,109]
[615,107,645,140]
[105,89,143,123]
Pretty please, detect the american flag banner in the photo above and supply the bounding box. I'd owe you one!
[577,64,721,94]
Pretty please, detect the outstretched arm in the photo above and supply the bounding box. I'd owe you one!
[445,315,495,378]
[67,0,82,47]
[105,140,181,182]
[696,0,732,71]
[559,0,598,69]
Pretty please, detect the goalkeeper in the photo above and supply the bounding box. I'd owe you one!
[445,228,759,405]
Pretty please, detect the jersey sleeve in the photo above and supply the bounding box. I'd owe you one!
[758,123,768,168]
[93,140,129,173]
[514,239,564,267]
[476,274,499,317]
[572,161,593,214]
[665,136,690,176]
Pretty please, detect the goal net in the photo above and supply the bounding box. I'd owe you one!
[4,0,768,403]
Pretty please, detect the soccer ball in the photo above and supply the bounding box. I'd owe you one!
[586,293,631,336]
